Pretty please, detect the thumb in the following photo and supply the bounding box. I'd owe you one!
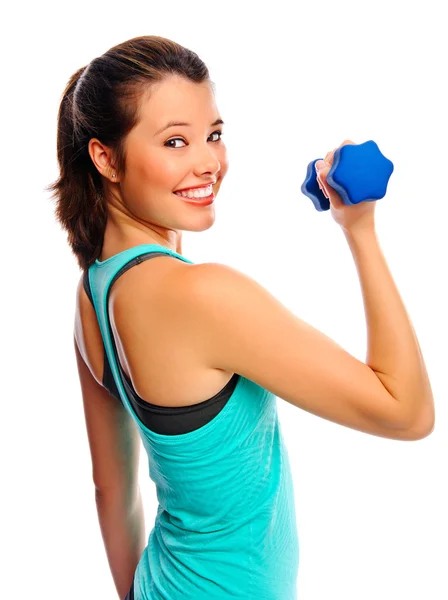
[315,159,328,172]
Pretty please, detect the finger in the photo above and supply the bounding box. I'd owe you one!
[315,158,331,173]
[339,139,356,149]
[322,139,356,169]
[324,149,336,164]
[316,171,331,199]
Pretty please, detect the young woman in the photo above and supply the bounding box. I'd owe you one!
[47,35,434,600]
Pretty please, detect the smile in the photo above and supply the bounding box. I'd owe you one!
[174,184,214,199]
[174,189,215,206]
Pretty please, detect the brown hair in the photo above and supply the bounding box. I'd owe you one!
[45,35,213,272]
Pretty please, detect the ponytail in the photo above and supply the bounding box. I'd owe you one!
[45,65,107,272]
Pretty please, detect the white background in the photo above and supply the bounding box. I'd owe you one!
[2,1,447,598]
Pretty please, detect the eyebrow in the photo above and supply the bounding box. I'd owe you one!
[154,118,225,137]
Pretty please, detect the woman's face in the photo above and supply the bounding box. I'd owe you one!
[109,75,229,240]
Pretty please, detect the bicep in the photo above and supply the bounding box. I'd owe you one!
[74,335,141,498]
[174,263,420,441]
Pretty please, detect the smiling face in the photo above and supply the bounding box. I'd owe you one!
[92,74,229,249]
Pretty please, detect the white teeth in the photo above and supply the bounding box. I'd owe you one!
[175,184,213,198]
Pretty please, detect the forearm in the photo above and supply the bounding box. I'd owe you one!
[343,226,434,430]
[95,486,146,599]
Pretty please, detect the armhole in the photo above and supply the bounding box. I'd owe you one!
[82,269,120,398]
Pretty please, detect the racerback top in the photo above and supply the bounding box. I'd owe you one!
[86,243,299,600]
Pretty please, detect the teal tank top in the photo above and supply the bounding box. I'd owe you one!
[87,244,299,599]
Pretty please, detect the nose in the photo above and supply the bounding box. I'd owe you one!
[193,144,221,177]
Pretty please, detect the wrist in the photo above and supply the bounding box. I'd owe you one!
[341,224,378,243]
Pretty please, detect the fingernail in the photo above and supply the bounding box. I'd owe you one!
[315,160,326,171]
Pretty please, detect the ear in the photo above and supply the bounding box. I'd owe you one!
[88,138,117,182]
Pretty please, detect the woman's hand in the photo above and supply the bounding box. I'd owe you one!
[315,139,377,234]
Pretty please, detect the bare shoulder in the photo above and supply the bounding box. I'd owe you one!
[74,255,186,385]
[110,254,195,325]
[105,257,238,406]
[165,261,429,441]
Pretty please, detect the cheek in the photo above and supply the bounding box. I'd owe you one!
[143,151,186,188]
[127,144,229,187]
[126,141,175,186]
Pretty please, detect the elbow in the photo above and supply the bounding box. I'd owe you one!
[394,393,435,441]
[402,410,435,441]
[411,418,435,440]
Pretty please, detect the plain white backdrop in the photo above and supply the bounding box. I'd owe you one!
[2,0,447,598]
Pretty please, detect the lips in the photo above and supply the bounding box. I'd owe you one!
[174,190,215,206]
[175,181,216,193]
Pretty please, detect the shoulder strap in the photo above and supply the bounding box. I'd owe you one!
[81,268,119,396]
[85,245,194,423]
[82,269,94,306]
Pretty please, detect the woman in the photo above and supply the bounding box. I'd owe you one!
[47,35,434,600]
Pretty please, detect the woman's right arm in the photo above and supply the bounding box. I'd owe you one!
[165,232,434,441]
[342,225,434,437]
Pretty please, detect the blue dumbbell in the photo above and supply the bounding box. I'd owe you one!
[301,140,394,211]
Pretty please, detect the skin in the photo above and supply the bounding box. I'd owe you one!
[75,74,234,400]
[73,78,434,600]
[88,75,230,259]
[74,78,233,597]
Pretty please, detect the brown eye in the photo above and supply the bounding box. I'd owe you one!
[209,130,223,142]
[165,138,186,149]
[164,130,223,148]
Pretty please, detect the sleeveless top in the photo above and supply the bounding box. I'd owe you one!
[82,252,239,435]
[85,243,299,600]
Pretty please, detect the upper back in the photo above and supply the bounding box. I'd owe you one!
[76,251,235,408]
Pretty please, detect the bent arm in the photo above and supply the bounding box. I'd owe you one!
[343,226,435,434]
